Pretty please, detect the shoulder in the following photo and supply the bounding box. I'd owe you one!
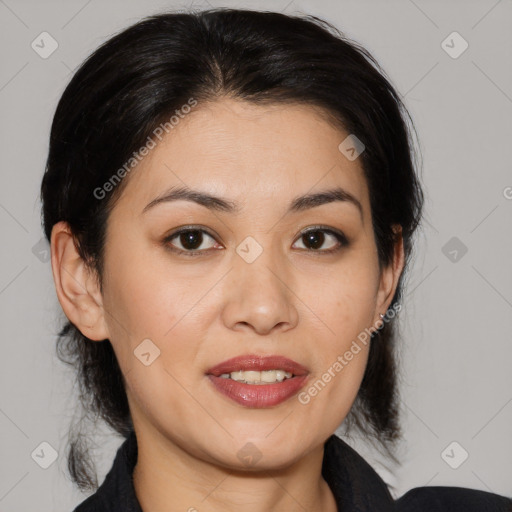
[72,485,115,512]
[396,485,512,511]
[72,493,102,512]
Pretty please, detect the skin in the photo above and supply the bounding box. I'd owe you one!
[51,97,404,512]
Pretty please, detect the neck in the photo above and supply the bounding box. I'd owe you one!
[132,428,338,512]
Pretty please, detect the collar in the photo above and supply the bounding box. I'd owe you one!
[76,431,396,512]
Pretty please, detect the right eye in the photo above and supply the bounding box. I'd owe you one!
[163,227,222,256]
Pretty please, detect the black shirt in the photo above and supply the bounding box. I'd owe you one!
[73,431,512,511]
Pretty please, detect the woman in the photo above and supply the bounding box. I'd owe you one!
[40,8,512,511]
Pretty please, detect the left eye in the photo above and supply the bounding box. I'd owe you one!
[292,228,347,252]
[164,226,348,256]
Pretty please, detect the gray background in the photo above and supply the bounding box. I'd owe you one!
[1,0,511,510]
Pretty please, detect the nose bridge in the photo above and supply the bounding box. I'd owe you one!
[236,235,289,304]
[221,235,299,334]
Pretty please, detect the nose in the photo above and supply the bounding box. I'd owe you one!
[221,249,299,336]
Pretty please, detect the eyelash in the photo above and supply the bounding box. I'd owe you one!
[162,225,349,257]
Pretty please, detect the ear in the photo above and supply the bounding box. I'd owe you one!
[50,221,109,341]
[374,224,405,324]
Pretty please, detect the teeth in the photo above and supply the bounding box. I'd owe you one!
[219,370,293,384]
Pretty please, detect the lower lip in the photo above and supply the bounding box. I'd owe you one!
[207,375,309,408]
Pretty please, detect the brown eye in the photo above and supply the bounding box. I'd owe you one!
[292,227,348,253]
[164,228,219,255]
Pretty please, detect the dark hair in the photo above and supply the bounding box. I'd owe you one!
[40,7,424,492]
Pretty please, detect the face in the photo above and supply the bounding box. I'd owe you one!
[90,98,401,469]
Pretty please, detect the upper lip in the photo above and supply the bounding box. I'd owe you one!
[207,354,309,377]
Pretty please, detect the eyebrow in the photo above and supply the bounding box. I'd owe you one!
[141,185,363,220]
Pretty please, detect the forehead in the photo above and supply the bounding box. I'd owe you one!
[114,97,370,218]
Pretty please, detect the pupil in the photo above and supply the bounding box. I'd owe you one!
[181,230,202,250]
[305,230,324,249]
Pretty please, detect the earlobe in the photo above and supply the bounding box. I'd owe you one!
[375,224,405,321]
[50,221,109,341]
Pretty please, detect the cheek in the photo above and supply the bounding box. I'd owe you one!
[103,241,198,338]
[102,242,217,376]
[309,263,378,347]
[298,257,376,415]
[295,348,369,440]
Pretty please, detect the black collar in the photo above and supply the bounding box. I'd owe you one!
[76,431,396,512]
[75,430,512,511]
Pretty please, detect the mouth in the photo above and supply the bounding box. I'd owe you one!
[206,354,309,408]
[207,354,308,379]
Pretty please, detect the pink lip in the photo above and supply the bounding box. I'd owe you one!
[206,354,309,408]
[206,354,309,377]
[208,375,309,408]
